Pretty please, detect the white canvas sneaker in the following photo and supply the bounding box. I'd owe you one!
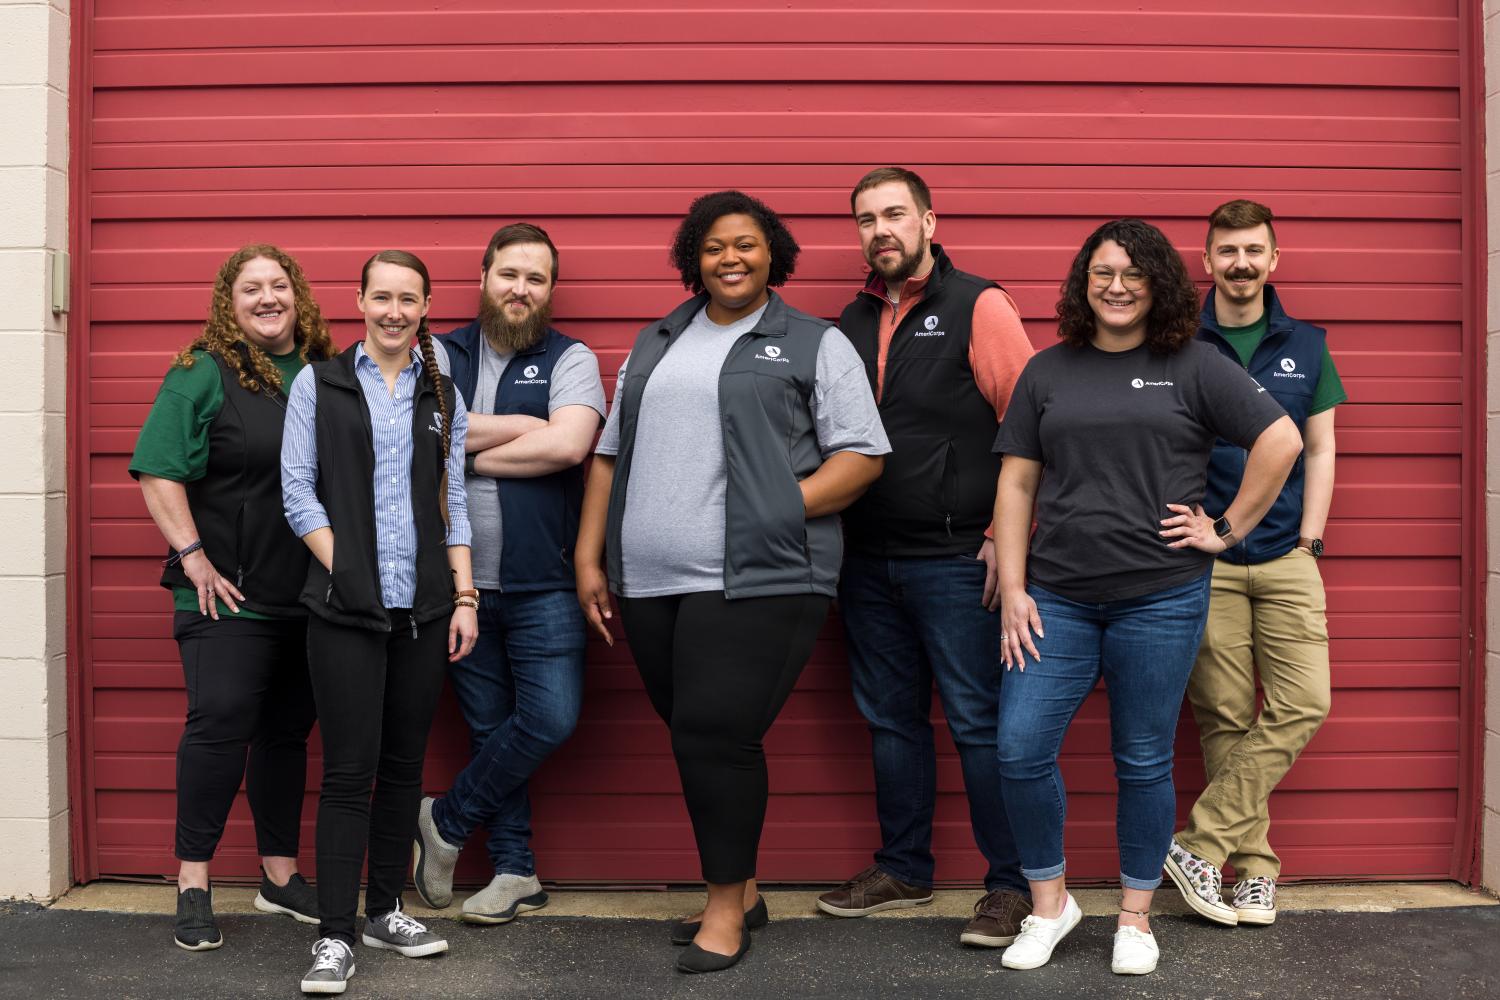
[1111,925,1159,975]
[1000,893,1082,970]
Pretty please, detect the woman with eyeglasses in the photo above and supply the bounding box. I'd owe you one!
[990,219,1300,976]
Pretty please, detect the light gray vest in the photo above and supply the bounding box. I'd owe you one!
[606,291,840,599]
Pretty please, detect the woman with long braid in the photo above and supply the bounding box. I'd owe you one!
[132,244,337,951]
[281,250,477,996]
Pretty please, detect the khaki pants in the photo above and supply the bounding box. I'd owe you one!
[1178,547,1331,879]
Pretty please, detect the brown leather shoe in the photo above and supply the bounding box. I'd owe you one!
[959,889,1032,947]
[816,865,934,917]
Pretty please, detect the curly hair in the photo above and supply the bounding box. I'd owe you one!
[360,249,452,532]
[1055,219,1200,355]
[173,244,337,391]
[668,190,800,293]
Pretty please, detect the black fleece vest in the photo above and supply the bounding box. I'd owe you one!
[839,246,1001,556]
[159,349,311,616]
[298,349,457,631]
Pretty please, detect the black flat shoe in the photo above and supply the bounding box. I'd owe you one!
[173,887,223,951]
[676,929,751,974]
[669,895,768,945]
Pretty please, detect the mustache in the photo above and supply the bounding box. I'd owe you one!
[1226,269,1258,281]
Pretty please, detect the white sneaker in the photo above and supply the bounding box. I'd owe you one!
[1163,838,1238,926]
[1232,876,1277,926]
[1000,893,1082,970]
[1111,925,1158,975]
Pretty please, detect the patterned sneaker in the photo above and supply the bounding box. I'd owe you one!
[1232,876,1277,926]
[361,905,449,958]
[461,873,550,925]
[1111,925,1159,975]
[300,937,355,995]
[254,870,319,924]
[173,886,223,951]
[411,796,461,909]
[1163,838,1238,926]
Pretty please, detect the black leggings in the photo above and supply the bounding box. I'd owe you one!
[618,591,829,884]
[307,610,448,945]
[173,612,315,863]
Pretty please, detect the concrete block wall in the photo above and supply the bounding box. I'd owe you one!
[0,0,70,900]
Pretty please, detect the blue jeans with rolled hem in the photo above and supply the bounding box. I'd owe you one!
[839,554,1027,896]
[996,571,1211,891]
[433,588,586,876]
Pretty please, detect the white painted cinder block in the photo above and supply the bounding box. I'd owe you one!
[0,168,49,249]
[0,251,50,334]
[0,415,46,494]
[0,576,48,660]
[0,736,52,819]
[0,657,47,741]
[0,816,57,899]
[0,4,54,88]
[0,331,48,412]
[0,87,49,168]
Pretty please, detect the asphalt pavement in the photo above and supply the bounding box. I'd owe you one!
[2,898,1497,999]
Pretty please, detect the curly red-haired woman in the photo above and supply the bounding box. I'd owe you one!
[130,244,338,952]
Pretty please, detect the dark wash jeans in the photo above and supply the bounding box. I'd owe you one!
[433,588,586,876]
[997,571,1212,891]
[838,554,1027,895]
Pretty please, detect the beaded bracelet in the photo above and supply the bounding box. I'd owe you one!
[162,540,204,568]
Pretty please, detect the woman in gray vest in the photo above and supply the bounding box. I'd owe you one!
[575,191,890,973]
[131,245,337,951]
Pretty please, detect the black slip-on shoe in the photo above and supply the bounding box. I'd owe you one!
[676,929,751,974]
[254,870,319,924]
[670,895,768,945]
[174,886,223,951]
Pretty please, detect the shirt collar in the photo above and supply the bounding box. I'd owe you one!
[354,341,424,373]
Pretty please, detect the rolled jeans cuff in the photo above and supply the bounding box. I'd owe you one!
[1121,871,1164,891]
[1021,860,1066,883]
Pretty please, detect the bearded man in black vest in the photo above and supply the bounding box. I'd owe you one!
[816,168,1036,948]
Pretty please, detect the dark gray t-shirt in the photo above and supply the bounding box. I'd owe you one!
[993,339,1286,603]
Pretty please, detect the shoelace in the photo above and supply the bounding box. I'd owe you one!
[309,939,350,973]
[1015,914,1045,936]
[1235,877,1274,907]
[383,908,429,939]
[975,891,1018,919]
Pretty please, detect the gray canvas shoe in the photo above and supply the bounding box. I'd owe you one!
[361,905,449,958]
[461,873,549,925]
[411,796,461,909]
[300,938,355,995]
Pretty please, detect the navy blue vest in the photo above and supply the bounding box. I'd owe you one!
[437,321,585,592]
[1199,284,1324,565]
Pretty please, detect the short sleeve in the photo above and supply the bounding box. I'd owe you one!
[811,328,890,458]
[548,343,607,417]
[594,353,630,456]
[1309,344,1348,415]
[1190,344,1288,449]
[128,352,225,482]
[991,357,1043,460]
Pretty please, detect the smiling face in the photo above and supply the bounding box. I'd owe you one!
[1086,239,1154,348]
[699,213,772,323]
[854,180,936,289]
[482,241,555,327]
[231,256,298,354]
[1204,223,1279,310]
[357,261,431,361]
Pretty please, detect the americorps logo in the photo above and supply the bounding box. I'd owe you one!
[1131,378,1174,388]
[914,314,945,337]
[1273,356,1306,380]
[764,345,781,358]
[524,364,540,378]
[755,343,791,364]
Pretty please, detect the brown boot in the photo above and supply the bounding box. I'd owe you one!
[816,865,934,917]
[959,889,1032,947]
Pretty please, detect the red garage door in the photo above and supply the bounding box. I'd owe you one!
[68,0,1483,884]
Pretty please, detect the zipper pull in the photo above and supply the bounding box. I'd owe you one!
[945,514,953,538]
[236,566,244,589]
[410,614,418,640]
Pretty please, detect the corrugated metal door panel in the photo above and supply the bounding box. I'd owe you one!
[75,1,1471,883]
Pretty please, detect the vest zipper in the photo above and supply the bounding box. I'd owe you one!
[410,613,418,639]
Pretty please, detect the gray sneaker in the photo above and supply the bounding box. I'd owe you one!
[411,796,461,908]
[361,905,449,958]
[300,938,355,995]
[461,873,549,925]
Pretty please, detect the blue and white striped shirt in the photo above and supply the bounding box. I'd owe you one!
[281,343,471,609]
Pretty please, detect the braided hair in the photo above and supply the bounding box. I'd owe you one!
[359,249,451,531]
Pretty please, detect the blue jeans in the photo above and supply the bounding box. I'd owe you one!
[997,571,1211,891]
[433,588,586,876]
[839,555,1026,895]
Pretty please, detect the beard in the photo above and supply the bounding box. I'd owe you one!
[867,238,924,289]
[479,292,553,354]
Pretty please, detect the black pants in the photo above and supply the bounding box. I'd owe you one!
[307,610,448,944]
[173,612,316,862]
[618,591,829,884]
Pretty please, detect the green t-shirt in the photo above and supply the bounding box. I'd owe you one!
[1216,315,1347,415]
[130,348,307,619]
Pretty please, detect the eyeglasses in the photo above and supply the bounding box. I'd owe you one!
[1088,267,1149,291]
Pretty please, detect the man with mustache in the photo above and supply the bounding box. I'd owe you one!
[818,167,1036,948]
[412,223,605,925]
[1165,200,1345,928]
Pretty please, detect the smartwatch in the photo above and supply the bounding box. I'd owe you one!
[1212,516,1234,545]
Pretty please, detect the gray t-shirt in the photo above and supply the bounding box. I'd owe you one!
[435,335,606,591]
[993,339,1286,603]
[596,303,890,597]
